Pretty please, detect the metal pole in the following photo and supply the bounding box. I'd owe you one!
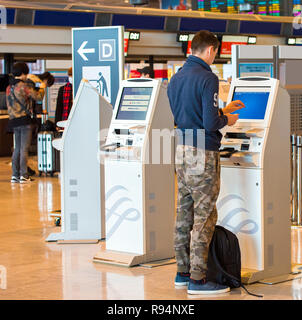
[297,136,302,226]
[292,134,297,224]
[4,53,14,74]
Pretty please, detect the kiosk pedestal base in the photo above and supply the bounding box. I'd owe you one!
[241,268,266,284]
[258,272,302,285]
[241,268,300,285]
[57,239,99,244]
[93,249,146,267]
[46,232,101,244]
[93,249,175,268]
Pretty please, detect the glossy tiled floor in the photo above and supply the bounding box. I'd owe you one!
[0,156,302,300]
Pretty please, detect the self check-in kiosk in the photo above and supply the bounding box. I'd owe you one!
[46,80,112,243]
[218,77,291,283]
[93,78,175,266]
[232,44,302,135]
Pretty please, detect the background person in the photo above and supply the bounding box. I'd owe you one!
[167,30,245,295]
[137,66,154,79]
[6,62,47,183]
[55,67,73,128]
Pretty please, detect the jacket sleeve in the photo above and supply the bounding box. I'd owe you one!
[24,80,45,102]
[202,75,228,131]
[55,86,64,124]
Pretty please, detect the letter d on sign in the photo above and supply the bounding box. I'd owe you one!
[103,44,112,59]
[0,265,7,289]
[99,39,116,61]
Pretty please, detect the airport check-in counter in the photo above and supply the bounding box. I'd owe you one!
[46,80,112,242]
[94,78,175,267]
[218,77,291,284]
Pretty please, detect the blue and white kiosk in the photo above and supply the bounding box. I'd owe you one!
[46,80,112,243]
[93,78,175,266]
[218,77,291,283]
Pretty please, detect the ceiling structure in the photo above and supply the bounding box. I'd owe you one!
[2,0,161,9]
[1,0,297,23]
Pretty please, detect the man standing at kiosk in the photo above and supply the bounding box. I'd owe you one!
[168,30,245,295]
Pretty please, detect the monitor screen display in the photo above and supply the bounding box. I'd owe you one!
[239,63,273,78]
[116,87,153,121]
[231,87,270,120]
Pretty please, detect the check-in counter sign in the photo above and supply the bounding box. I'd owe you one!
[99,39,116,62]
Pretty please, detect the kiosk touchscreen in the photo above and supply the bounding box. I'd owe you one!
[218,77,291,283]
[231,87,270,120]
[115,87,153,121]
[46,80,112,243]
[93,79,175,267]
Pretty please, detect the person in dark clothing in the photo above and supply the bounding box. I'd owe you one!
[6,62,47,183]
[55,67,73,128]
[168,30,245,295]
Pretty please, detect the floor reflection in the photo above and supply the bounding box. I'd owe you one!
[1,156,302,300]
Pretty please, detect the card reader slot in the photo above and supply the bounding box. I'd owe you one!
[114,129,131,135]
[225,132,250,140]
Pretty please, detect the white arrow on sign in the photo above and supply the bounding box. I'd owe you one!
[77,41,95,61]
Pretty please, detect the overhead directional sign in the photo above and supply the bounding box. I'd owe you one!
[72,26,124,106]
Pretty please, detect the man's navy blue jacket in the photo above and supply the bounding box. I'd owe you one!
[167,55,228,151]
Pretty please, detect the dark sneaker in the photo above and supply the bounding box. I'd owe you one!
[187,278,230,295]
[175,272,190,286]
[11,176,19,183]
[19,175,32,183]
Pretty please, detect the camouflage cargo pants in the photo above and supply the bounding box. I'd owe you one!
[174,145,220,281]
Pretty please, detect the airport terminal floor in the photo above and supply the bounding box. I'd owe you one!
[0,156,302,300]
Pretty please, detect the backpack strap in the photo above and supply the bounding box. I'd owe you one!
[10,85,32,118]
[211,234,263,298]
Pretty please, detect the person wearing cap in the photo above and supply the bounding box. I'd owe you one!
[137,66,154,79]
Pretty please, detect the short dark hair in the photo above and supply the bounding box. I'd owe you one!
[39,72,55,87]
[137,66,154,78]
[191,30,220,55]
[12,62,29,77]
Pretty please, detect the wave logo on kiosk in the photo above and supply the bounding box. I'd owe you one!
[105,185,141,239]
[217,194,259,235]
[0,265,7,289]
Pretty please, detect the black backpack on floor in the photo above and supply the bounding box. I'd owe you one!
[206,225,263,298]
